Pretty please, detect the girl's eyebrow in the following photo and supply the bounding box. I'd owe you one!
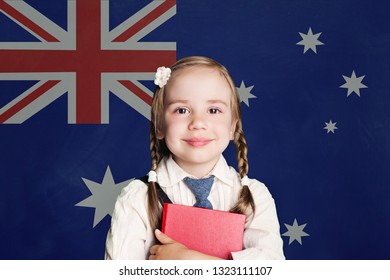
[166,100,189,106]
[207,100,228,106]
[166,99,229,107]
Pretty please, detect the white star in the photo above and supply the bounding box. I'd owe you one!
[297,27,324,54]
[282,218,310,245]
[340,70,368,97]
[324,120,338,133]
[236,81,256,106]
[76,166,132,227]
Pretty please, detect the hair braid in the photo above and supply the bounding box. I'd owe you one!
[234,121,249,177]
[230,120,255,216]
[147,123,163,231]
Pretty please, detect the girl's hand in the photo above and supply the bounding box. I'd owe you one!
[149,229,194,260]
[148,229,221,260]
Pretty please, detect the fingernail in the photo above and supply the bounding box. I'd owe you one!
[155,229,162,235]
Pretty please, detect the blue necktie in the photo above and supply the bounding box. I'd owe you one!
[183,176,214,209]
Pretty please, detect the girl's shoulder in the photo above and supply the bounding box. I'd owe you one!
[239,175,273,199]
[227,166,271,196]
[110,178,150,225]
[246,177,267,189]
[116,178,149,203]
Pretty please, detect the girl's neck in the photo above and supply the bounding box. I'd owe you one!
[172,156,219,178]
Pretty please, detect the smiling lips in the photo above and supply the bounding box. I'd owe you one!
[184,138,213,147]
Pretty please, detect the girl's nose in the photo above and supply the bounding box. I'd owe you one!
[188,113,207,130]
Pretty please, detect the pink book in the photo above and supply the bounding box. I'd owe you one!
[161,203,246,259]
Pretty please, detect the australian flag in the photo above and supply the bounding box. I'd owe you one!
[0,0,389,260]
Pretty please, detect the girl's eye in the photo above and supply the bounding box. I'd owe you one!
[175,108,189,114]
[209,108,221,114]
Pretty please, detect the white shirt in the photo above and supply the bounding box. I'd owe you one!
[105,155,285,260]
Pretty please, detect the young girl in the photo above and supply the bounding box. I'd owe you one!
[105,56,285,260]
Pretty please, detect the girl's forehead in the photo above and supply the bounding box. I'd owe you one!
[167,66,229,91]
[171,65,220,78]
[162,66,235,106]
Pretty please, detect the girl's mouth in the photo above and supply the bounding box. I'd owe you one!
[184,138,213,147]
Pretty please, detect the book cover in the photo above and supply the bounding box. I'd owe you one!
[161,203,246,259]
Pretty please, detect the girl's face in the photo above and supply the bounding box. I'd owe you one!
[157,66,236,177]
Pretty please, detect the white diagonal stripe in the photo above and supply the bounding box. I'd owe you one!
[107,0,160,42]
[126,6,176,44]
[4,0,68,42]
[4,79,68,123]
[109,80,153,121]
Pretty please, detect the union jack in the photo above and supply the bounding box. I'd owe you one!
[0,0,176,124]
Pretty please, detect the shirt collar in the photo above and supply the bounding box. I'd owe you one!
[157,155,235,188]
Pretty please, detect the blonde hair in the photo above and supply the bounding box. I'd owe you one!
[147,56,255,230]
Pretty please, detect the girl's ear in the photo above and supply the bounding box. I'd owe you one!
[156,129,165,140]
[230,120,237,140]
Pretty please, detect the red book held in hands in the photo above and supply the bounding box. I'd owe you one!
[161,203,246,259]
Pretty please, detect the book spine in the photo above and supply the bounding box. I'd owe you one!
[161,203,170,233]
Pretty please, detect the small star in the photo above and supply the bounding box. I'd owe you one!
[324,120,338,133]
[340,70,368,97]
[236,81,256,106]
[296,27,324,54]
[76,166,132,228]
[282,218,310,245]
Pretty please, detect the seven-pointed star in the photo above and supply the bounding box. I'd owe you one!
[282,218,310,245]
[324,120,338,133]
[236,80,256,106]
[340,70,368,97]
[297,27,324,54]
[76,166,132,227]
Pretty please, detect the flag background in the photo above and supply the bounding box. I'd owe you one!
[1,0,389,260]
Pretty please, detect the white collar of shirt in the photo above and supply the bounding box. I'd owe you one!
[157,155,235,188]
